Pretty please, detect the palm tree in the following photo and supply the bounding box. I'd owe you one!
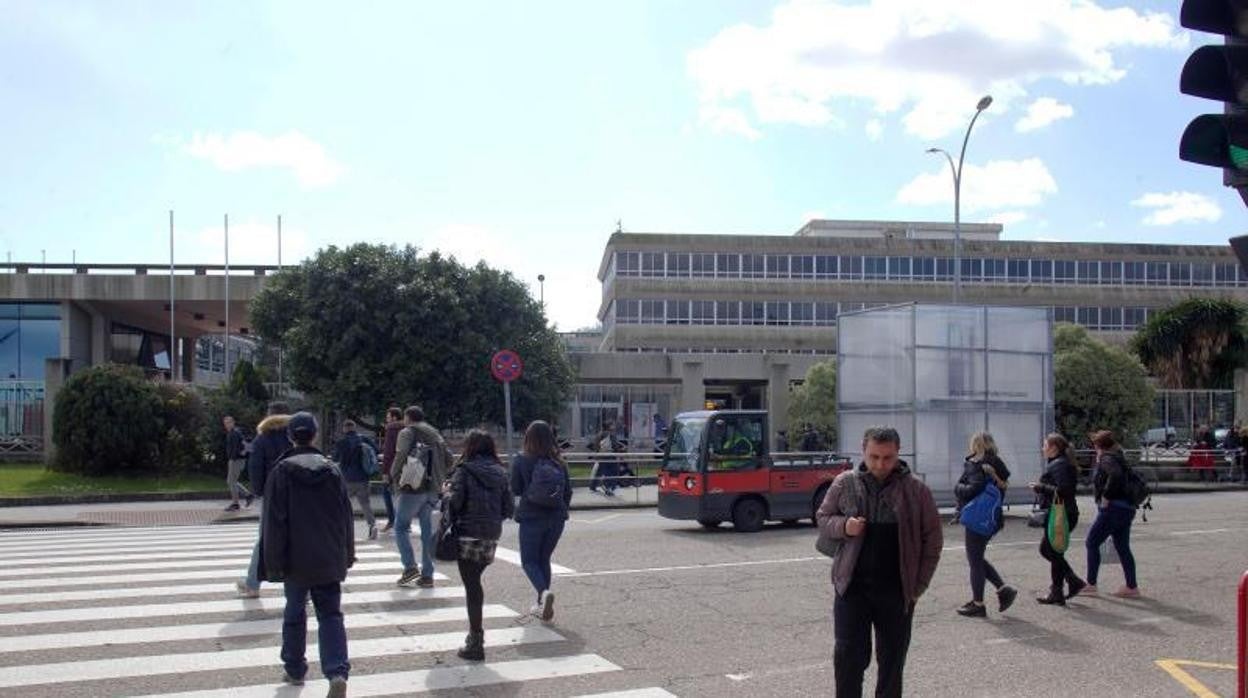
[1129,298,1248,389]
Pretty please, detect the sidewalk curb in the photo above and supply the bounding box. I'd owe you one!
[0,491,231,508]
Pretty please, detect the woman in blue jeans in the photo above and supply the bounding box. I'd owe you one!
[511,421,573,621]
[1077,430,1141,598]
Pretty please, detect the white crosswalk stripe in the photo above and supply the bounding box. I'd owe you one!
[0,525,674,697]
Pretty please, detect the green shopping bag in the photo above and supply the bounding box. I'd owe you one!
[1047,496,1070,555]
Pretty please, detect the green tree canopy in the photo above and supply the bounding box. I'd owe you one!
[250,243,575,428]
[788,360,837,450]
[1055,323,1154,447]
[52,365,165,474]
[1129,297,1248,389]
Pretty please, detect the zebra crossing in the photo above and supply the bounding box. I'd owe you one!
[0,523,677,697]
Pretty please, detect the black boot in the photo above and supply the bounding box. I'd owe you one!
[1036,588,1066,605]
[457,631,485,661]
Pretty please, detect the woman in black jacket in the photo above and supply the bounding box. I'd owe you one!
[511,421,573,622]
[1031,433,1086,605]
[445,429,514,661]
[1079,430,1140,598]
[953,431,1017,617]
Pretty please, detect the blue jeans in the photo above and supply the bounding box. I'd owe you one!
[245,501,264,590]
[282,581,349,681]
[1085,503,1137,589]
[381,483,395,524]
[518,518,565,601]
[395,491,436,577]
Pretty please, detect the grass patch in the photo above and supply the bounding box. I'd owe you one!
[0,463,224,498]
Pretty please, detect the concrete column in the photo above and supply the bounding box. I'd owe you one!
[767,361,792,452]
[679,360,706,413]
[43,358,72,464]
[1236,368,1248,426]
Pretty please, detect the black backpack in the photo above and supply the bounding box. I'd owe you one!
[524,459,566,509]
[1123,464,1153,521]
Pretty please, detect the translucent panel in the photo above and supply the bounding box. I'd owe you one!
[987,353,1047,403]
[838,308,911,358]
[986,411,1048,492]
[916,348,986,403]
[915,411,986,493]
[986,307,1050,352]
[838,412,916,463]
[915,306,985,349]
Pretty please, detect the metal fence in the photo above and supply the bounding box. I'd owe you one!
[0,381,44,457]
[1074,448,1243,483]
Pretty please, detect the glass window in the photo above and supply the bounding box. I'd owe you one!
[841,301,866,314]
[1054,260,1076,284]
[1007,259,1029,283]
[815,302,837,326]
[691,300,715,325]
[765,302,790,326]
[1170,262,1191,285]
[815,255,838,278]
[641,252,664,277]
[1053,306,1075,323]
[668,253,690,278]
[792,255,815,279]
[716,301,740,325]
[1077,261,1098,284]
[1124,261,1146,285]
[1216,263,1238,286]
[707,413,764,470]
[0,305,19,381]
[936,257,954,281]
[640,299,664,323]
[840,256,862,280]
[864,256,887,280]
[1146,262,1168,284]
[960,258,983,282]
[1101,261,1123,284]
[1102,307,1123,330]
[743,254,765,279]
[1077,307,1099,327]
[617,299,639,324]
[1030,260,1053,281]
[667,300,689,325]
[1124,307,1147,329]
[913,257,935,280]
[792,302,814,325]
[616,252,639,277]
[1192,262,1214,286]
[716,254,740,278]
[983,258,1005,281]
[744,302,767,325]
[690,253,715,277]
[765,255,790,279]
[888,256,911,279]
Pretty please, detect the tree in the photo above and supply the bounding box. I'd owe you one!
[250,244,575,428]
[1129,297,1248,389]
[1055,324,1154,447]
[52,365,165,474]
[788,360,837,450]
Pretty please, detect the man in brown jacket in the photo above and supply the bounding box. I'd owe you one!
[816,426,943,698]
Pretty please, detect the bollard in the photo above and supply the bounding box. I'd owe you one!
[1240,569,1247,698]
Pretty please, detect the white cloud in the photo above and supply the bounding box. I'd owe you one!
[1015,97,1074,132]
[181,131,344,188]
[988,210,1028,225]
[1131,192,1222,226]
[897,158,1058,212]
[865,119,884,141]
[687,0,1185,139]
[697,106,762,140]
[167,218,310,267]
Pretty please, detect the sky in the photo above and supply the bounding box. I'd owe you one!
[0,0,1241,330]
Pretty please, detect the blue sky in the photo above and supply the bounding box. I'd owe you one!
[0,0,1240,329]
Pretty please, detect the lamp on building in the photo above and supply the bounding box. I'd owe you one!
[925,94,993,304]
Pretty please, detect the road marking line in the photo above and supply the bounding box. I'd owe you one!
[0,603,516,653]
[1155,659,1236,698]
[0,535,263,559]
[0,626,566,688]
[140,654,620,698]
[1170,528,1232,536]
[574,689,679,698]
[0,571,450,605]
[494,545,576,574]
[1124,616,1167,626]
[0,531,261,553]
[0,523,254,541]
[0,586,467,627]
[0,544,391,568]
[0,556,406,581]
[573,513,625,524]
[561,556,822,578]
[0,548,395,576]
[983,635,1050,645]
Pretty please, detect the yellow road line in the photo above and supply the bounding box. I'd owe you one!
[1154,659,1237,698]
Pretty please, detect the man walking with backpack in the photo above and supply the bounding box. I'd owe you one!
[334,420,378,540]
[261,412,354,697]
[389,405,451,587]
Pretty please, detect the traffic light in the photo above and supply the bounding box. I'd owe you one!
[1179,0,1248,188]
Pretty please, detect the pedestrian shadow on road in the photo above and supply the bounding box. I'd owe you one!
[1062,600,1176,636]
[983,615,1094,654]
[1102,596,1224,629]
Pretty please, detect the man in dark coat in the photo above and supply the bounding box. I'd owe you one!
[262,411,354,697]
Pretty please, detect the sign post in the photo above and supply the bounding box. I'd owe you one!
[490,349,524,457]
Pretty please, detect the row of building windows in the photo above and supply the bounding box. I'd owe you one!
[612,251,1246,288]
[612,299,1156,332]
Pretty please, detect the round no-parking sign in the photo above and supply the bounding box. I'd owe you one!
[490,349,524,383]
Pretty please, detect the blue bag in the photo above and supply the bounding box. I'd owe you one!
[959,482,1002,537]
[524,458,566,509]
[360,441,379,478]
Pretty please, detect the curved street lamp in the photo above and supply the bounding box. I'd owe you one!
[926,94,993,304]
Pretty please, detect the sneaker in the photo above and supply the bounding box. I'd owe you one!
[540,590,555,622]
[528,603,543,618]
[1112,586,1141,598]
[416,576,435,589]
[367,525,378,541]
[397,568,421,587]
[281,672,304,686]
[327,675,347,698]
[235,579,260,598]
[997,586,1018,613]
[224,503,241,512]
[1074,583,1098,597]
[381,521,394,533]
[956,601,987,618]
[1065,578,1088,600]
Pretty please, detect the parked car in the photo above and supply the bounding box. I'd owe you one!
[1141,426,1177,447]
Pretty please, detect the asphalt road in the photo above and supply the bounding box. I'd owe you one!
[0,491,1244,697]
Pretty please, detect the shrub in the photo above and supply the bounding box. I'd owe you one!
[52,365,166,475]
[156,382,211,471]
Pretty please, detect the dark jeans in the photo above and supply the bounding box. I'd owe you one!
[964,529,1005,603]
[282,582,349,681]
[458,559,488,633]
[381,483,395,524]
[518,518,566,602]
[1038,510,1080,594]
[833,584,913,698]
[1086,504,1137,589]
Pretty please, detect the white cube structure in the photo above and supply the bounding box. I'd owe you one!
[836,304,1054,504]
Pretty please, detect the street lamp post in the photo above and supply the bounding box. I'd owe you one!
[926,95,992,304]
[538,274,545,306]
